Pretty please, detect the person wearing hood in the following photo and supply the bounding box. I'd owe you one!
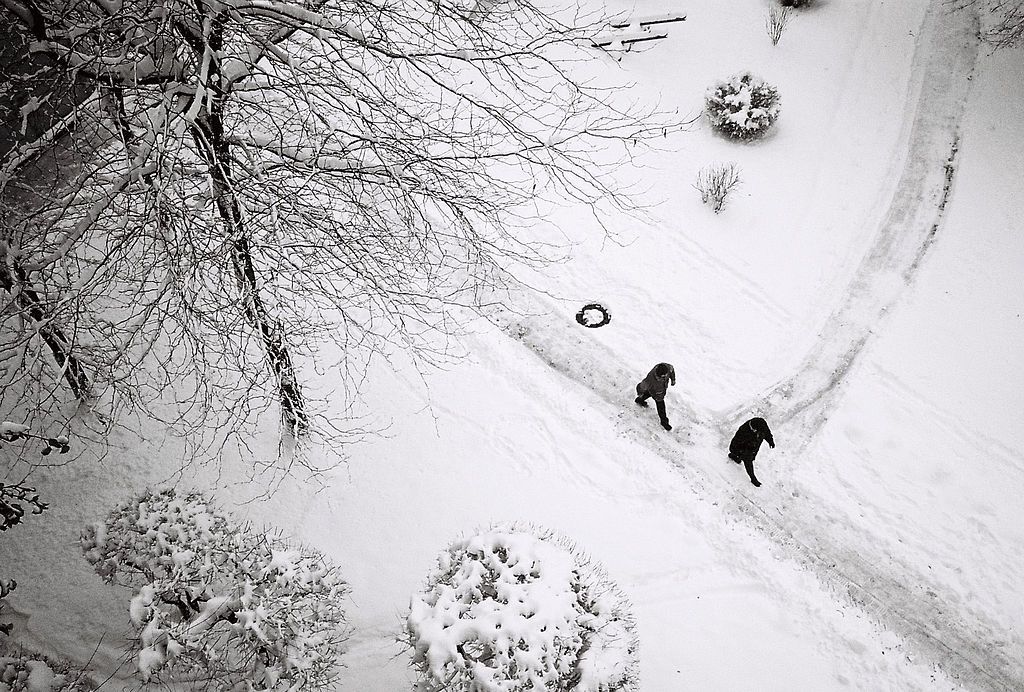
[728,417,775,487]
[635,362,676,431]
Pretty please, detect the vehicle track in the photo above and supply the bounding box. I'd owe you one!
[490,1,1024,689]
[718,0,978,435]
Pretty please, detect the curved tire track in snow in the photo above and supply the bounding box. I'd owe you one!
[491,2,1024,690]
[720,0,978,436]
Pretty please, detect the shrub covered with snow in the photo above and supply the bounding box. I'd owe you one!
[705,73,781,141]
[406,524,638,692]
[0,639,94,692]
[81,489,348,690]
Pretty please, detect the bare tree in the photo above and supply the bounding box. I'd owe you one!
[0,0,669,469]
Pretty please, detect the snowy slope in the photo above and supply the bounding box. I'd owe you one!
[3,0,1024,690]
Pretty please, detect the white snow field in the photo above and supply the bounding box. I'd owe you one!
[3,0,1024,690]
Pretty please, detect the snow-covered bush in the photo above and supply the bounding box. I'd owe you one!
[81,489,348,690]
[705,73,781,141]
[0,639,95,692]
[406,524,638,692]
[695,163,742,213]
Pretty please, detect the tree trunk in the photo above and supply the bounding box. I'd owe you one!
[190,112,308,435]
[0,257,90,399]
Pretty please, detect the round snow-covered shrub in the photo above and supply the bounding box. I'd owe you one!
[0,639,95,691]
[407,524,638,692]
[81,489,231,583]
[81,489,348,691]
[705,73,781,141]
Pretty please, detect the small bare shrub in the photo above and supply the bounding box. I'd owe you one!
[767,5,792,45]
[695,163,742,213]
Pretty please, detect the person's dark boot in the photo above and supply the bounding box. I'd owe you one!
[660,419,672,431]
[728,452,741,463]
[635,396,648,407]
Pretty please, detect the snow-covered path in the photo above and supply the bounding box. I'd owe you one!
[490,2,1024,689]
[724,0,979,435]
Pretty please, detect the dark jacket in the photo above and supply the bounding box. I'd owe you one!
[636,363,676,402]
[729,417,775,463]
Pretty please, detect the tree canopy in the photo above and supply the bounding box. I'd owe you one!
[0,0,668,467]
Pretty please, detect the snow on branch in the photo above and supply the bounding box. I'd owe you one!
[230,133,405,176]
[407,523,639,692]
[27,40,184,87]
[0,90,101,200]
[216,0,366,41]
[81,489,349,690]
[705,72,781,140]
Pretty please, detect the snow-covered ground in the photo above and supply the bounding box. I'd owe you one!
[3,0,1024,690]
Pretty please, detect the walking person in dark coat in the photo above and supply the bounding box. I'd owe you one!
[728,417,775,487]
[635,362,676,431]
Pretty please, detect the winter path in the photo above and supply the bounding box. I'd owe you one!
[492,1,1024,689]
[717,0,981,439]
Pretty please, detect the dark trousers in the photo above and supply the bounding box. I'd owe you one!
[636,386,669,424]
[728,449,759,485]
